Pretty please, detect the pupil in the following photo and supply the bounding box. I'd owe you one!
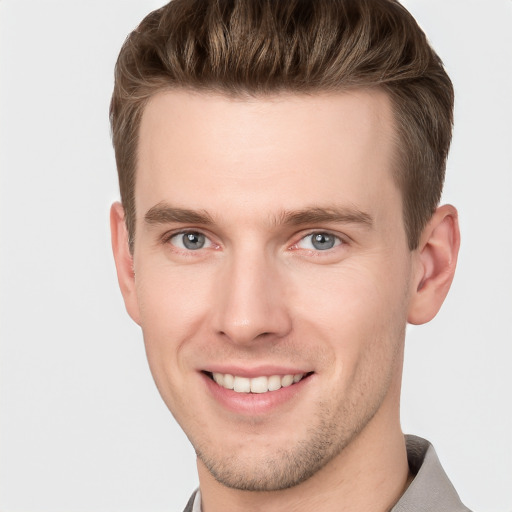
[312,233,335,250]
[183,232,205,250]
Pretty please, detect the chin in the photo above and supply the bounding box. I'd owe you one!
[193,403,367,492]
[197,447,329,491]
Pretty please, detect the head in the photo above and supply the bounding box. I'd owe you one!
[110,0,454,253]
[110,0,459,496]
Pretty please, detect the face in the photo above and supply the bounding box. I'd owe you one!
[127,89,416,490]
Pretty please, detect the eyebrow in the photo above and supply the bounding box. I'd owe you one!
[275,206,374,228]
[144,203,214,225]
[144,202,373,229]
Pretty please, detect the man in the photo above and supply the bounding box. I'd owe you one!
[109,0,468,510]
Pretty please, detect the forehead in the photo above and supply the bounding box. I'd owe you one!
[136,89,400,225]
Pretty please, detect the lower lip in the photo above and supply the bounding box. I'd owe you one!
[202,372,312,415]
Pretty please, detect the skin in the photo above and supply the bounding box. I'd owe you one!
[111,89,460,512]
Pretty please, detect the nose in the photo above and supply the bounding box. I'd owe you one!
[212,250,292,345]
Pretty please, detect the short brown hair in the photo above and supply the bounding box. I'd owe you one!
[110,0,453,250]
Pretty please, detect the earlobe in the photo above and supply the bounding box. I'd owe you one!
[408,204,460,325]
[110,202,141,325]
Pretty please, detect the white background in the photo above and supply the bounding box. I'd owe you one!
[1,1,511,511]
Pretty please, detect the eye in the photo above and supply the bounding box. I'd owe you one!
[296,232,342,251]
[168,231,212,251]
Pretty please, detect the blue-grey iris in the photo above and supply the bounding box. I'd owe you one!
[311,233,336,250]
[183,232,206,250]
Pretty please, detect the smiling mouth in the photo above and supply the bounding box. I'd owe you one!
[205,371,313,394]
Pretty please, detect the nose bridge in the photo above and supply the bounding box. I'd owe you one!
[213,245,291,344]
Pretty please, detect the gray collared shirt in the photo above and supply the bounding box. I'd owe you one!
[183,435,471,512]
[391,435,471,512]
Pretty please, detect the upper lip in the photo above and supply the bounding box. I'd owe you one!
[201,365,311,378]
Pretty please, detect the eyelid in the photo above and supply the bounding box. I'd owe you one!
[290,230,346,251]
[162,228,220,251]
[159,227,347,253]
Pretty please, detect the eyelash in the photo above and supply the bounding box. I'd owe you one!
[289,231,345,255]
[163,230,218,254]
[162,229,345,255]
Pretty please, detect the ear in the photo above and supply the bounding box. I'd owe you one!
[408,204,460,325]
[110,202,141,325]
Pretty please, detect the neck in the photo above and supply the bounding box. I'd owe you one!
[197,409,410,512]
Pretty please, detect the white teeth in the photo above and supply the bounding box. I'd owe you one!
[223,373,234,390]
[211,372,306,393]
[281,374,294,387]
[233,376,251,393]
[250,376,268,393]
[268,375,282,391]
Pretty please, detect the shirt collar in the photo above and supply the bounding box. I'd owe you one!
[390,435,470,512]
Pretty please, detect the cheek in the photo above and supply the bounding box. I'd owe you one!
[134,264,214,396]
[136,262,213,336]
[293,257,408,329]
[290,258,409,373]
